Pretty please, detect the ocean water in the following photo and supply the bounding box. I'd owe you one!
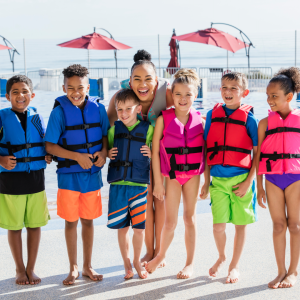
[0,90,299,217]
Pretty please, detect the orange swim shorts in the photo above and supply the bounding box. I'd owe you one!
[57,189,102,222]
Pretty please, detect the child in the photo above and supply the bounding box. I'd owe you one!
[0,75,51,285]
[107,89,153,279]
[145,69,208,279]
[203,72,258,283]
[45,64,109,285]
[257,67,300,289]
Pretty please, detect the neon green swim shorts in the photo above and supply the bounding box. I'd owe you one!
[209,173,257,225]
[0,190,50,230]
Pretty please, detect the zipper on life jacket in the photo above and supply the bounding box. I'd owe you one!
[123,127,131,180]
[81,109,90,154]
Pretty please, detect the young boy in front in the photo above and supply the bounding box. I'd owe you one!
[107,89,153,279]
[0,75,51,285]
[45,64,109,285]
[201,72,258,283]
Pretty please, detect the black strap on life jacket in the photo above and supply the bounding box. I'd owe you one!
[260,151,300,172]
[265,127,300,137]
[15,156,45,163]
[109,160,132,171]
[56,156,98,169]
[114,133,146,143]
[0,142,44,155]
[65,122,101,131]
[165,146,203,155]
[207,142,251,161]
[211,116,246,126]
[61,138,102,151]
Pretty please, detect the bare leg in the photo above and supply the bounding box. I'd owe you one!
[63,220,79,285]
[118,227,134,279]
[226,225,247,283]
[145,178,181,273]
[81,218,103,281]
[133,228,148,279]
[279,181,300,288]
[209,223,227,277]
[265,180,287,288]
[26,227,41,284]
[177,175,200,279]
[7,229,29,285]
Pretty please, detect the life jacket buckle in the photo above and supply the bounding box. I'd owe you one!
[85,143,93,149]
[123,161,131,167]
[23,157,30,162]
[25,143,32,149]
[180,164,189,171]
[81,124,90,130]
[223,117,229,123]
[179,147,189,155]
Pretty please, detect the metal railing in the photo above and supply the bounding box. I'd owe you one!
[157,67,197,78]
[88,68,129,78]
[0,72,25,79]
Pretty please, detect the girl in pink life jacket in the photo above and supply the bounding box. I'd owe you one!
[256,67,300,289]
[107,50,174,269]
[145,69,210,278]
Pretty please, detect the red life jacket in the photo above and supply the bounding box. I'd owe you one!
[206,103,253,169]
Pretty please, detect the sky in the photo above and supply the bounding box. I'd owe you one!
[0,0,299,40]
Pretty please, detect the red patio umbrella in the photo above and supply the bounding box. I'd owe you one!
[0,44,11,50]
[167,29,180,75]
[173,28,248,53]
[58,31,131,75]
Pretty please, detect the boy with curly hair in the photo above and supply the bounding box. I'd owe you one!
[45,64,109,285]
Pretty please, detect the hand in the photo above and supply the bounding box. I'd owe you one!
[200,182,209,199]
[153,184,165,201]
[45,154,53,164]
[108,147,118,160]
[93,150,106,167]
[75,153,94,170]
[232,179,251,198]
[257,187,267,209]
[140,145,151,158]
[0,155,17,170]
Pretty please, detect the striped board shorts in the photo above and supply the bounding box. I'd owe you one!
[107,185,148,229]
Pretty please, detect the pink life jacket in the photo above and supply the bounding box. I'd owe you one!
[258,109,300,175]
[160,108,204,180]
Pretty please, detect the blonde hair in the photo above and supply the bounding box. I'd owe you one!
[172,68,201,94]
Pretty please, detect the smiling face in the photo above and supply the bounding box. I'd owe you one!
[172,83,197,113]
[63,75,90,109]
[6,82,35,113]
[116,99,142,127]
[266,82,293,112]
[221,79,249,109]
[130,64,158,102]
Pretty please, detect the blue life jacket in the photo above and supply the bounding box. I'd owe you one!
[55,95,103,174]
[0,107,46,173]
[107,120,150,184]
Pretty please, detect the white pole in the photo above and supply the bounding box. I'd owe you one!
[158,34,161,77]
[88,49,90,71]
[227,50,228,70]
[23,39,27,75]
[296,30,297,67]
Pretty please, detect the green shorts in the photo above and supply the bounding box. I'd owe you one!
[0,190,50,230]
[209,173,257,225]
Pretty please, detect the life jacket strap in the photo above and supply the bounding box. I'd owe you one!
[265,127,300,137]
[211,117,246,126]
[109,160,132,172]
[62,138,103,151]
[165,146,203,155]
[207,142,251,160]
[0,142,44,153]
[260,151,300,172]
[65,122,101,131]
[114,133,146,143]
[16,156,45,163]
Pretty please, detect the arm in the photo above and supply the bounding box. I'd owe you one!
[152,116,165,201]
[256,118,268,208]
[107,91,119,127]
[166,86,174,108]
[93,136,108,167]
[200,143,211,199]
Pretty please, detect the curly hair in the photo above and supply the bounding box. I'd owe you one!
[62,64,89,79]
[131,50,156,75]
[171,68,200,94]
[269,67,300,95]
[222,72,248,90]
[114,89,140,107]
[6,75,33,94]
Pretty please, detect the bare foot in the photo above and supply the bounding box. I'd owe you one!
[123,258,134,280]
[133,260,148,279]
[226,268,239,283]
[124,270,134,280]
[145,255,164,274]
[82,266,103,281]
[26,269,41,285]
[268,273,286,289]
[63,265,79,285]
[177,264,193,279]
[141,253,153,267]
[279,272,297,288]
[158,259,167,269]
[209,257,226,277]
[15,270,29,285]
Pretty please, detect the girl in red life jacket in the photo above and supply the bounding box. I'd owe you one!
[257,67,300,289]
[145,69,210,278]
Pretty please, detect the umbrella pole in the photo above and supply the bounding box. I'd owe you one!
[158,34,161,77]
[88,50,90,71]
[115,50,117,78]
[227,51,228,70]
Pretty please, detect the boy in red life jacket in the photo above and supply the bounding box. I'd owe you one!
[45,65,109,285]
[201,72,258,284]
